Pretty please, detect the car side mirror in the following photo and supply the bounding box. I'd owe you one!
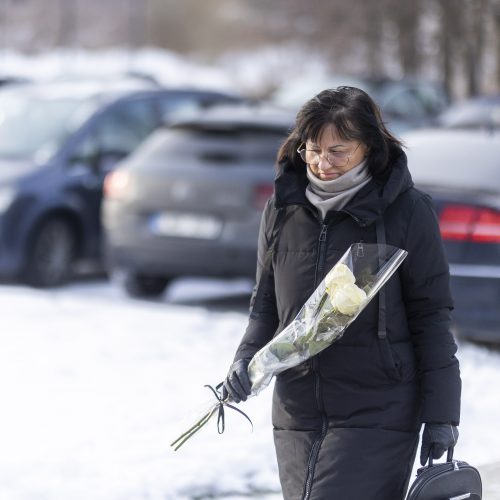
[68,150,128,175]
[68,152,99,172]
[95,150,129,173]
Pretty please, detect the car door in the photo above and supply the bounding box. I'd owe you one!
[65,97,159,256]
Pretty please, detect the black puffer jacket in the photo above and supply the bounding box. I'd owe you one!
[233,148,461,499]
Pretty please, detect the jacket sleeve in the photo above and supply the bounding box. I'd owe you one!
[233,198,280,363]
[400,194,461,425]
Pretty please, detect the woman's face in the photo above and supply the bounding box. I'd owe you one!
[305,124,368,181]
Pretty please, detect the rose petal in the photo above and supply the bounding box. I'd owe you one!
[330,282,367,315]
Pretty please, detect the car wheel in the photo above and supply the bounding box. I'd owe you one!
[124,273,170,298]
[24,218,77,287]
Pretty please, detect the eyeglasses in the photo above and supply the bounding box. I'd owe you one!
[297,142,361,167]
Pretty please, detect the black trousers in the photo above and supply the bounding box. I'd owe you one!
[273,425,419,500]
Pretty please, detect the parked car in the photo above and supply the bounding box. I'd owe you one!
[102,104,293,297]
[403,128,500,343]
[435,94,500,129]
[0,80,243,286]
[271,75,449,134]
[368,77,450,132]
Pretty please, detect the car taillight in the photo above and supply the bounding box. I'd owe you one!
[103,170,130,200]
[439,204,500,243]
[471,208,500,242]
[253,183,274,210]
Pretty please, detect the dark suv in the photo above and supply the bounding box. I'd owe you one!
[0,80,242,286]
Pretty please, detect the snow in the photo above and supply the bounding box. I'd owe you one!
[0,45,341,99]
[0,277,499,499]
[0,45,310,100]
[0,278,280,499]
[0,48,238,93]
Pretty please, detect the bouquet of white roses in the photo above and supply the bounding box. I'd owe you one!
[171,242,407,450]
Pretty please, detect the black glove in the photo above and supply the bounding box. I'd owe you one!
[420,423,459,466]
[222,358,252,403]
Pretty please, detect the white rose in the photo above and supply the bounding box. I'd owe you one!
[330,282,367,316]
[325,263,355,297]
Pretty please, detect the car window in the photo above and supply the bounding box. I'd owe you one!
[383,89,428,120]
[195,129,285,163]
[156,95,224,124]
[132,128,286,167]
[0,92,97,161]
[95,99,158,156]
[378,82,448,119]
[68,98,159,173]
[413,85,448,115]
[69,130,99,168]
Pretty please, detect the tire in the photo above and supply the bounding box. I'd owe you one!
[24,218,77,287]
[124,273,169,298]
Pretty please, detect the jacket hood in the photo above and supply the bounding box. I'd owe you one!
[274,147,414,226]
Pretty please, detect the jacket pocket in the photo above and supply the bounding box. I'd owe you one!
[377,337,403,382]
[378,338,418,383]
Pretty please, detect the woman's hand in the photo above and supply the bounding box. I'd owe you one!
[420,423,459,465]
[222,359,252,403]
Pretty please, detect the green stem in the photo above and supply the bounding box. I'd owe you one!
[299,293,329,345]
[312,293,329,322]
[170,404,218,451]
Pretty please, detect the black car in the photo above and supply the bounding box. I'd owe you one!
[403,127,500,343]
[102,104,293,297]
[0,80,243,286]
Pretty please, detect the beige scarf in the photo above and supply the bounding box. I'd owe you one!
[305,160,372,220]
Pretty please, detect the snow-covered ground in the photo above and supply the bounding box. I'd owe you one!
[0,277,499,499]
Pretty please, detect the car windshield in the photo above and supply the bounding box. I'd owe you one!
[0,92,98,161]
[131,127,287,167]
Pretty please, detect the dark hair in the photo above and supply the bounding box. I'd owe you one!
[277,86,403,179]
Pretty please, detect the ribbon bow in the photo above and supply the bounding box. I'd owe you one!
[171,382,253,451]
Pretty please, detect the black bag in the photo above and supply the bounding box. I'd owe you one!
[406,447,482,500]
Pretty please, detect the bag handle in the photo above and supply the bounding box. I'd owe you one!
[428,446,454,467]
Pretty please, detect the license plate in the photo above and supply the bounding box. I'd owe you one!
[149,212,222,239]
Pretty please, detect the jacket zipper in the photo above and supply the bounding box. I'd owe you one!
[303,219,330,500]
[313,223,328,287]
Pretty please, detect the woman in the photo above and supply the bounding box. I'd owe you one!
[223,87,461,500]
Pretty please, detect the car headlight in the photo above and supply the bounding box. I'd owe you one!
[0,187,16,213]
